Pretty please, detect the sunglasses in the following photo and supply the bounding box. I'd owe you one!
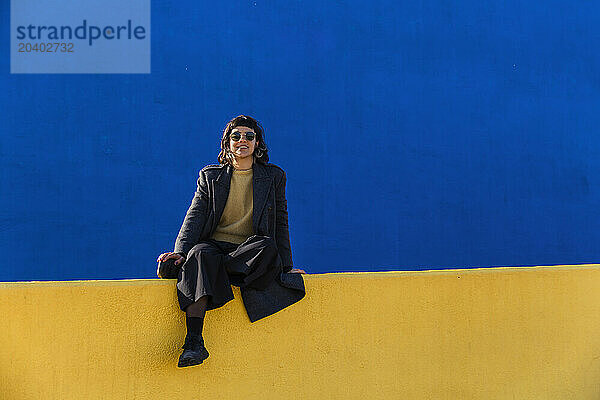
[230,131,256,142]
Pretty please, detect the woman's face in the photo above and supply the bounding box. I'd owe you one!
[229,126,258,160]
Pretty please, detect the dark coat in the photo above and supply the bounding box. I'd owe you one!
[173,162,305,322]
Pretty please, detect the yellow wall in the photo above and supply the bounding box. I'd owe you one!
[2,265,600,399]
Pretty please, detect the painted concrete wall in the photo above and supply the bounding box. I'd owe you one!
[2,0,600,281]
[2,265,600,399]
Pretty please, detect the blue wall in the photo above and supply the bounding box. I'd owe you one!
[1,0,599,281]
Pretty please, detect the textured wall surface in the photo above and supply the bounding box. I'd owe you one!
[2,265,600,399]
[1,0,600,281]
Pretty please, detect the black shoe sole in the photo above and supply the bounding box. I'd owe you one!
[177,349,209,368]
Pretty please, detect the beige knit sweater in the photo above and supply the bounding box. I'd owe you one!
[210,169,254,244]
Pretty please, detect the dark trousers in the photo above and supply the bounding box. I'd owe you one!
[177,235,282,312]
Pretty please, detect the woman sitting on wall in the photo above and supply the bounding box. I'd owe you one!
[156,115,306,368]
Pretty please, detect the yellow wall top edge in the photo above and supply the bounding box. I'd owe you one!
[1,263,599,287]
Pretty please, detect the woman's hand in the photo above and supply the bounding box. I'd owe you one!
[157,252,185,265]
[289,268,306,274]
[156,252,186,279]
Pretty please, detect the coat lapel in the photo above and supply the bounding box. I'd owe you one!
[212,164,232,230]
[252,162,273,233]
[210,162,272,235]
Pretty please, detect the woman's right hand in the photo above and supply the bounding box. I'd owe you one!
[157,252,185,265]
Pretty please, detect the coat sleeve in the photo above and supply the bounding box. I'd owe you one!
[275,170,294,270]
[174,169,209,257]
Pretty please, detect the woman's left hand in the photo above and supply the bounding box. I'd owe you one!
[289,268,306,274]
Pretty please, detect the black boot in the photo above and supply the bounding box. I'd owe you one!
[178,334,209,368]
